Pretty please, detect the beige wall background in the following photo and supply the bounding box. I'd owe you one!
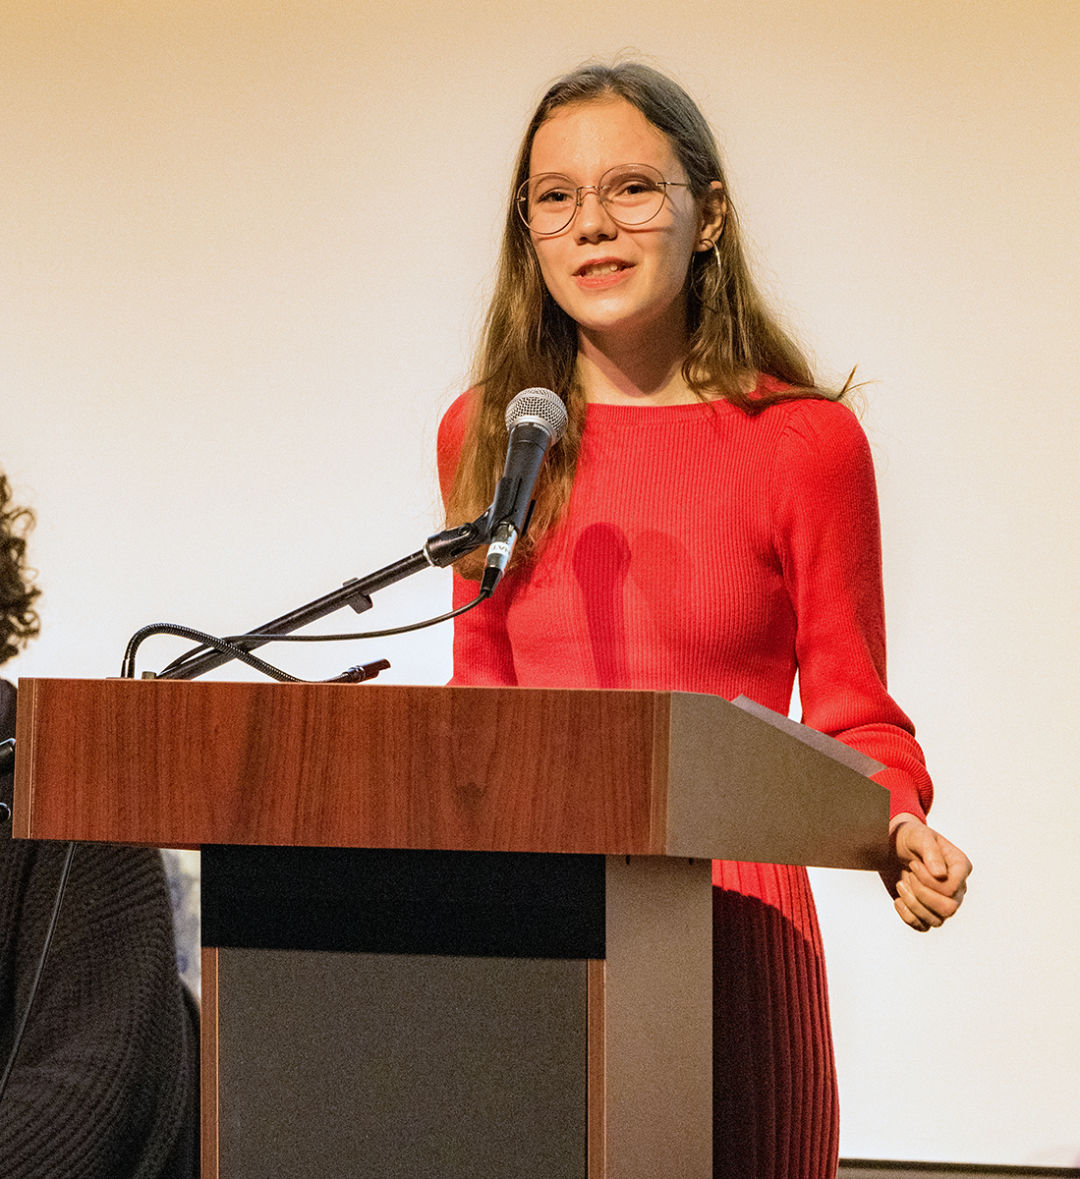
[3,0,1077,1166]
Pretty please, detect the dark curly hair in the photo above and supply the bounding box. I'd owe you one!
[0,473,41,666]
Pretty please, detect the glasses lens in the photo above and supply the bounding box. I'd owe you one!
[518,174,577,234]
[516,164,672,234]
[599,164,666,226]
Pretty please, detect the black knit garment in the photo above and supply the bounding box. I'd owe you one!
[0,680,199,1178]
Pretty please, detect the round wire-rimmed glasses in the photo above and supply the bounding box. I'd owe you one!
[516,163,691,236]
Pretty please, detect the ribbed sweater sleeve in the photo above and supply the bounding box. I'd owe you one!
[771,402,933,821]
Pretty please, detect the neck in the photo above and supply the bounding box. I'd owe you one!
[576,318,698,406]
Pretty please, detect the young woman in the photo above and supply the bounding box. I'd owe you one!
[438,62,971,1177]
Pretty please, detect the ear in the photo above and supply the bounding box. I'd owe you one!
[695,181,727,251]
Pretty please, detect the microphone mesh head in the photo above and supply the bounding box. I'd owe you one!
[505,387,569,442]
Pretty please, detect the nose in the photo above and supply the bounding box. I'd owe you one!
[574,188,617,242]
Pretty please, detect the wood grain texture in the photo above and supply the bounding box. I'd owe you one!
[13,678,888,867]
[14,679,662,852]
[10,677,38,837]
[201,947,219,1179]
[647,693,671,852]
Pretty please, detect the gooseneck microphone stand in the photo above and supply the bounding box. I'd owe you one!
[0,515,495,1107]
[131,386,566,683]
[124,515,493,683]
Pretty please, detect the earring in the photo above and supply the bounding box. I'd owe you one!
[691,242,719,302]
[697,238,722,268]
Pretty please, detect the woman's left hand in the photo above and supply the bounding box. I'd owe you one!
[881,815,972,932]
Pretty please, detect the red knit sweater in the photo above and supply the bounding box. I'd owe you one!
[438,384,932,1176]
[438,388,933,831]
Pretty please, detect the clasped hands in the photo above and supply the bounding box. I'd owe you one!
[881,814,972,932]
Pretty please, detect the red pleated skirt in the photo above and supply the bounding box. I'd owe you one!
[712,861,839,1178]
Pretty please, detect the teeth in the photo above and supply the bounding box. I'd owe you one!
[582,262,622,276]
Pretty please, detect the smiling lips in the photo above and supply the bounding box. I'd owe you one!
[574,258,634,287]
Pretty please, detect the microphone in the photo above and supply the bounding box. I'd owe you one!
[481,387,568,597]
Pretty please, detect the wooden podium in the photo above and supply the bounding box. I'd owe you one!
[13,678,888,1179]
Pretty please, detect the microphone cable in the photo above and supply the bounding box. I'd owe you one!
[125,588,489,681]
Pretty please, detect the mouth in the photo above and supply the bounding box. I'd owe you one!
[575,259,631,277]
[573,259,635,291]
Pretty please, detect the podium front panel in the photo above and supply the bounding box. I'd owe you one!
[201,849,714,1179]
[217,948,587,1179]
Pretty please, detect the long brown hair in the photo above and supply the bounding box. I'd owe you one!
[446,62,841,574]
[0,473,41,666]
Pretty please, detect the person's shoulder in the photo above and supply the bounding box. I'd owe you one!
[437,389,482,497]
[771,394,866,451]
[761,396,874,497]
[750,375,860,431]
[440,389,480,427]
[437,389,480,453]
[0,678,15,741]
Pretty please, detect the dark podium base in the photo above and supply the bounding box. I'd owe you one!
[202,847,713,1179]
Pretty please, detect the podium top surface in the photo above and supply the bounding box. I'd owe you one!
[13,678,887,870]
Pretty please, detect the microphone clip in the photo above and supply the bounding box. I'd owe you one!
[422,513,494,569]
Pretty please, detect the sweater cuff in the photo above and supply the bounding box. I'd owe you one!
[871,765,929,825]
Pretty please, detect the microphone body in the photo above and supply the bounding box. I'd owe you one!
[480,520,519,597]
[481,388,567,597]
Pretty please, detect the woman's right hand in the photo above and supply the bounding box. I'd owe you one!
[880,814,972,932]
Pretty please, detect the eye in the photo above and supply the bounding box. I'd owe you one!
[532,177,575,206]
[606,170,663,200]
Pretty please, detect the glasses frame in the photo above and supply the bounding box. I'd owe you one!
[516,163,692,236]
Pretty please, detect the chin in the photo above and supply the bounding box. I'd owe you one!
[554,285,687,345]
[576,304,681,345]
